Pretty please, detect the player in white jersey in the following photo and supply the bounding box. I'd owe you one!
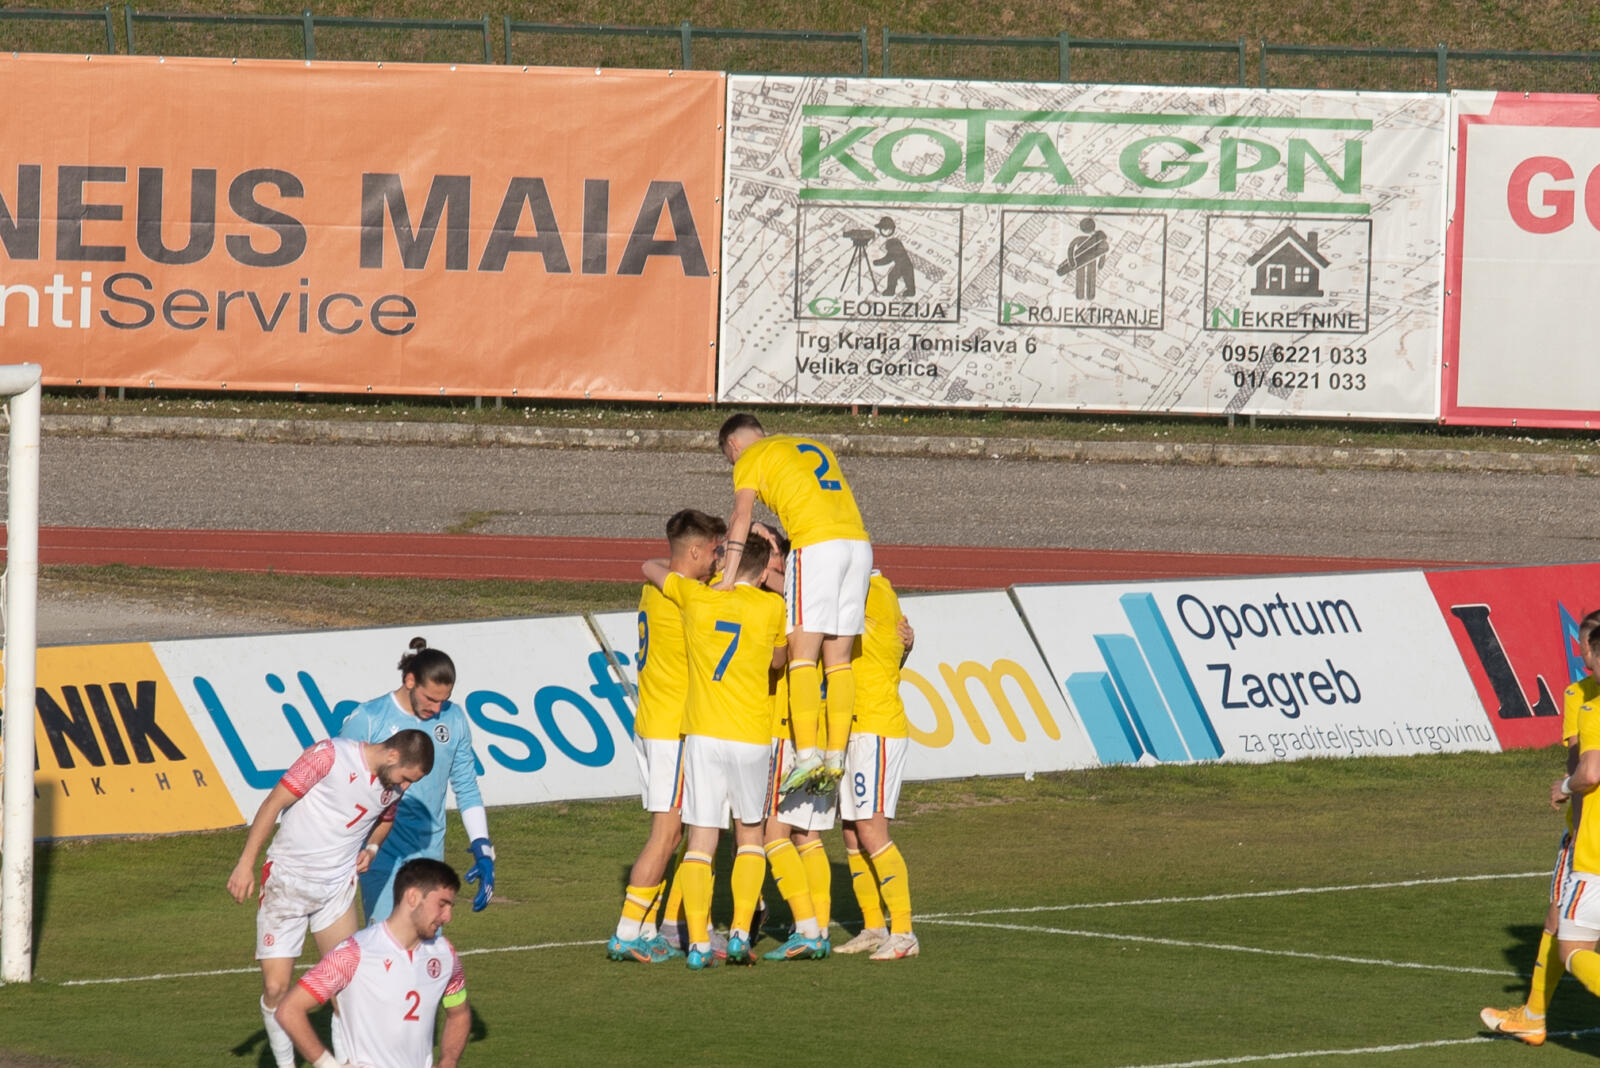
[228,731,434,1068]
[277,858,470,1068]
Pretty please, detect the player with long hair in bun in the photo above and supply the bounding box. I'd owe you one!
[339,638,496,922]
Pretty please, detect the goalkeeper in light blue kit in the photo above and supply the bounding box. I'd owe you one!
[340,637,496,921]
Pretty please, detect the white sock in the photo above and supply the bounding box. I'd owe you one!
[640,920,659,940]
[797,917,820,938]
[615,917,644,940]
[260,997,295,1068]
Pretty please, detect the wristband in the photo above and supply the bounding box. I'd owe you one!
[1562,776,1574,797]
[313,1052,341,1068]
[363,842,380,855]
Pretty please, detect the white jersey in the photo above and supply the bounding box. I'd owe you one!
[299,920,467,1068]
[267,738,399,881]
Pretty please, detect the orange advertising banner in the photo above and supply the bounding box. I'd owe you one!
[4,643,242,838]
[0,54,723,400]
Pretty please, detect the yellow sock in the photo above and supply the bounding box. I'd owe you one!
[678,851,714,948]
[658,844,688,930]
[730,845,767,935]
[615,882,659,940]
[788,661,821,754]
[870,841,913,934]
[1528,928,1562,1015]
[765,839,819,936]
[798,840,832,931]
[847,847,885,930]
[824,665,855,760]
[1570,946,1600,998]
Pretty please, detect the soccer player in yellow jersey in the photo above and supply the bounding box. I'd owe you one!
[717,413,873,792]
[834,570,920,960]
[607,509,724,964]
[647,534,788,970]
[1484,610,1600,1042]
[1535,625,1600,1030]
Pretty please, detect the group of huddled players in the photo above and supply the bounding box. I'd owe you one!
[605,413,917,968]
[1483,609,1600,1044]
[222,412,915,1068]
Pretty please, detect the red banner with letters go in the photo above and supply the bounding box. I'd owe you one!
[0,54,722,400]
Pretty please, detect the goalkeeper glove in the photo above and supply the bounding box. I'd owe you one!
[466,838,495,911]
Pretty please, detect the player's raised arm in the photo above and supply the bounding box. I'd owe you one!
[642,557,672,591]
[227,781,299,903]
[716,489,758,591]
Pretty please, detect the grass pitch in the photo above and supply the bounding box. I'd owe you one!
[4,748,1599,1066]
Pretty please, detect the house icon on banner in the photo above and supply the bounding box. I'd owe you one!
[1247,226,1327,297]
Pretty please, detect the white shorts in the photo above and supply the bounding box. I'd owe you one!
[839,733,908,822]
[256,862,358,960]
[786,539,872,636]
[634,735,685,813]
[1551,830,1575,905]
[771,739,838,832]
[681,734,770,828]
[1560,871,1600,940]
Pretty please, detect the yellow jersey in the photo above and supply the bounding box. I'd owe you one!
[850,573,908,739]
[1573,693,1600,872]
[770,667,789,742]
[1565,675,1600,744]
[732,434,869,548]
[634,583,690,742]
[664,573,787,746]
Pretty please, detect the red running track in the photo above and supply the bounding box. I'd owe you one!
[13,526,1475,589]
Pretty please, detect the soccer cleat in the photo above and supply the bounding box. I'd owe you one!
[869,932,920,961]
[605,934,656,963]
[761,931,829,961]
[686,946,721,971]
[1480,1005,1546,1046]
[781,754,824,793]
[647,934,684,961]
[834,927,887,955]
[725,932,757,965]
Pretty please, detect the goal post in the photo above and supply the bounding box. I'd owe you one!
[0,363,42,984]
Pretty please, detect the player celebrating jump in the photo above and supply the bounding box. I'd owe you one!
[339,639,496,921]
[227,730,434,1068]
[276,857,471,1068]
[717,413,872,792]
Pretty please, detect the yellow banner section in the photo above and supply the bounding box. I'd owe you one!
[4,643,242,838]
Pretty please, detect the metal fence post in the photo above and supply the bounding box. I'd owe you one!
[881,26,891,76]
[100,4,115,53]
[123,3,135,54]
[680,19,692,68]
[502,14,512,63]
[1058,31,1070,82]
[858,25,868,75]
[302,9,314,61]
[1258,37,1268,88]
[1236,37,1247,86]
[479,15,490,64]
[1436,41,1447,90]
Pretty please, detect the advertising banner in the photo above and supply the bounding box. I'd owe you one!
[720,78,1447,418]
[1422,563,1600,749]
[3,643,242,838]
[152,617,640,820]
[1011,571,1497,765]
[1444,92,1600,427]
[0,54,722,400]
[600,590,1099,782]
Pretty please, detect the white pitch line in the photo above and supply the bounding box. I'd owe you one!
[60,939,606,987]
[917,871,1545,920]
[1111,1028,1600,1068]
[916,918,1517,977]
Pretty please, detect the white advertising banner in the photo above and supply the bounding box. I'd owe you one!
[152,617,640,816]
[1444,92,1600,427]
[604,591,1098,782]
[1010,571,1498,765]
[720,78,1447,419]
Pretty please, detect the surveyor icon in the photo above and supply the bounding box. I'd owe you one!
[872,216,916,297]
[1056,216,1110,300]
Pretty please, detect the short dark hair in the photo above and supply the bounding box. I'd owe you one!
[394,857,461,901]
[382,729,436,776]
[718,413,764,452]
[736,532,771,582]
[752,521,790,558]
[398,637,456,688]
[665,508,726,548]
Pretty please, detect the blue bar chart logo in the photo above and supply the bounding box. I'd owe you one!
[1064,592,1223,764]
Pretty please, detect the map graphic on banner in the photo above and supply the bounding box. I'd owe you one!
[720,78,1447,418]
